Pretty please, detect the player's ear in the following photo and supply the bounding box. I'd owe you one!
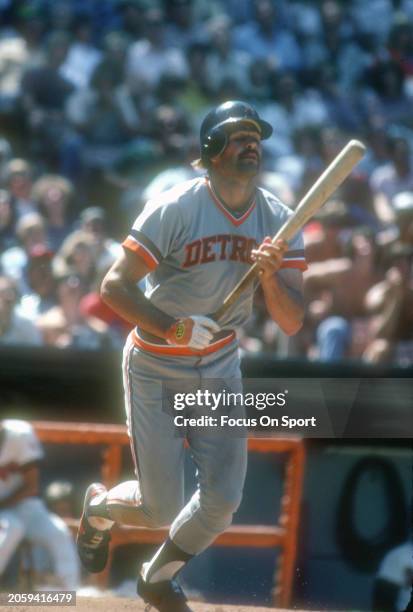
[209,152,223,167]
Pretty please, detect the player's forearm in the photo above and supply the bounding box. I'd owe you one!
[101,277,175,338]
[261,274,304,336]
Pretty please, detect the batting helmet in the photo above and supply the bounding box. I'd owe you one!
[200,100,273,163]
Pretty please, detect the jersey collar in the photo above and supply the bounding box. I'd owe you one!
[206,178,256,227]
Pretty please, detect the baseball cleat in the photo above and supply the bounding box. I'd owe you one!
[76,482,111,573]
[137,573,193,611]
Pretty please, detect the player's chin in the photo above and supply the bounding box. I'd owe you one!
[237,158,260,175]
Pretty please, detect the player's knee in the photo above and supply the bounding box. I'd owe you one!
[203,485,243,519]
[145,501,182,528]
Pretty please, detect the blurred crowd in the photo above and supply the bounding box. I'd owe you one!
[0,0,412,365]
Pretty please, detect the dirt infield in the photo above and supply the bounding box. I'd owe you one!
[0,595,305,611]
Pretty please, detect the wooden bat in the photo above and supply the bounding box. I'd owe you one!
[213,138,366,322]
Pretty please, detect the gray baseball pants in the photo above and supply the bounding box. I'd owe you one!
[106,333,247,556]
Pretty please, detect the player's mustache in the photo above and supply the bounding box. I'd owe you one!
[239,149,260,160]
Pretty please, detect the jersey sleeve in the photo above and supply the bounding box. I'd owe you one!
[122,199,183,271]
[15,426,44,466]
[281,229,308,271]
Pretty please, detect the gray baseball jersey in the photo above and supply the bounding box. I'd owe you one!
[123,176,306,354]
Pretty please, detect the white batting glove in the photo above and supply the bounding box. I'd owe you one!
[165,315,220,350]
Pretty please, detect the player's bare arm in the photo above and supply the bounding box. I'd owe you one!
[101,248,176,337]
[251,238,304,336]
[101,249,219,348]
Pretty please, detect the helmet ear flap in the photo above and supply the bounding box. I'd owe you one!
[202,127,227,160]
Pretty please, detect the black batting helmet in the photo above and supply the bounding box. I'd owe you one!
[199,100,273,164]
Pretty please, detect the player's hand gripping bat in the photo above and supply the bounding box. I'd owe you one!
[212,139,366,322]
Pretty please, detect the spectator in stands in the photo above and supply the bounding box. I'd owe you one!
[304,230,379,361]
[141,137,200,202]
[0,275,42,346]
[20,30,75,171]
[363,242,413,366]
[164,0,205,50]
[47,0,75,32]
[37,271,113,350]
[304,200,353,264]
[59,16,102,90]
[176,42,211,125]
[125,7,188,95]
[357,128,390,178]
[0,419,79,590]
[99,30,130,87]
[118,0,147,40]
[0,189,17,253]
[313,62,363,132]
[362,60,411,129]
[3,158,36,219]
[318,125,348,165]
[318,1,354,64]
[393,192,413,245]
[78,206,121,277]
[247,58,273,104]
[79,289,131,350]
[349,0,393,45]
[0,137,12,180]
[31,174,75,251]
[53,230,97,293]
[233,0,302,72]
[378,190,413,252]
[98,31,153,140]
[370,137,413,224]
[340,174,380,231]
[0,212,48,294]
[259,71,329,162]
[204,15,250,99]
[387,17,413,78]
[18,245,57,321]
[150,103,192,160]
[66,63,132,172]
[0,8,45,113]
[272,126,323,194]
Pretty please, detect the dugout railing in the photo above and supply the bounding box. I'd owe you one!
[32,420,305,608]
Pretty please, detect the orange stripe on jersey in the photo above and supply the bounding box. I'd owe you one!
[206,179,256,227]
[122,236,159,270]
[280,259,308,271]
[133,329,236,357]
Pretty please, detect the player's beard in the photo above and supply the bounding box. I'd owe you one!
[235,152,261,176]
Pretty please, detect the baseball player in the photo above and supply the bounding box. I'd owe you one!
[76,101,307,611]
[0,419,79,590]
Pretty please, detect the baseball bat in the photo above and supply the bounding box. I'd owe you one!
[212,138,366,322]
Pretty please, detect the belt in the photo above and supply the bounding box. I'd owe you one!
[133,328,236,357]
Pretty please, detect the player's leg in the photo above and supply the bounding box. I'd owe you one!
[18,498,80,590]
[77,339,187,572]
[140,342,246,584]
[170,429,248,554]
[106,340,187,527]
[137,394,246,609]
[0,510,25,577]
